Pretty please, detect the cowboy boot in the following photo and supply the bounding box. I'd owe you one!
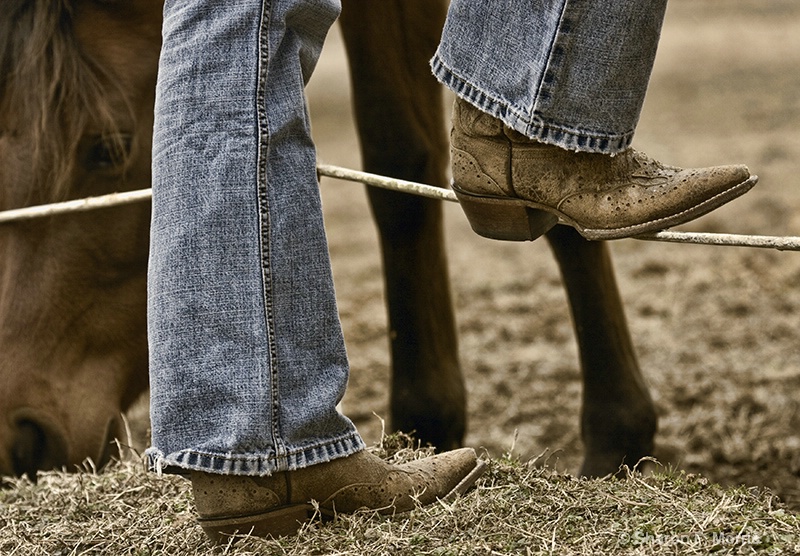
[191,447,485,542]
[450,98,757,241]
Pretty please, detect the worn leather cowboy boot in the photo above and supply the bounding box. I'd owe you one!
[450,98,757,241]
[191,447,485,542]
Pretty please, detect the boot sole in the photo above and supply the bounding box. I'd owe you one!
[453,175,758,241]
[199,503,318,543]
[199,459,488,542]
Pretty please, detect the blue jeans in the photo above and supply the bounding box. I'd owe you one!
[432,0,667,154]
[147,0,364,475]
[147,0,665,475]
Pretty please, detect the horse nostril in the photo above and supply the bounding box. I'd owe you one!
[11,419,68,481]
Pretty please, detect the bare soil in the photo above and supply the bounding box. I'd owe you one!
[293,0,800,509]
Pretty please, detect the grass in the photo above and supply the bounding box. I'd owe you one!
[2,435,799,555]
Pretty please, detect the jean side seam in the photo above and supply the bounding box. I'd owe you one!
[255,0,286,470]
[530,0,569,113]
[529,2,628,153]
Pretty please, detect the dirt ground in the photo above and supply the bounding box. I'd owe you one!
[288,0,800,509]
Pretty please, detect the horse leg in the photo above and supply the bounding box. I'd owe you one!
[545,226,657,476]
[339,0,466,449]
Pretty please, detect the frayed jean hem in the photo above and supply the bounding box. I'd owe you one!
[431,55,635,155]
[145,431,366,477]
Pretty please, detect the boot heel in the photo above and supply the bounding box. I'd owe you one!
[453,187,558,241]
[200,504,315,542]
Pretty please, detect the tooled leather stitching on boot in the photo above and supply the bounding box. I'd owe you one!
[553,153,749,230]
[452,148,510,197]
[316,462,459,515]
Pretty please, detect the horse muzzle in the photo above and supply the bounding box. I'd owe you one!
[7,409,69,480]
[2,409,121,481]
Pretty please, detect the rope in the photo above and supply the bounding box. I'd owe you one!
[0,188,152,223]
[1,163,798,252]
[633,230,800,252]
[317,164,458,203]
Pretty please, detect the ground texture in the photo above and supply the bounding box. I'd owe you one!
[307,0,800,509]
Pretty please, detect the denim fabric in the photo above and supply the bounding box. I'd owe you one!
[146,0,365,476]
[432,0,668,154]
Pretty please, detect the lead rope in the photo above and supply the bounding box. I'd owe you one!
[1,163,798,252]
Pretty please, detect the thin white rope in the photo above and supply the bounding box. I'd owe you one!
[633,230,800,252]
[317,163,459,203]
[0,188,152,223]
[1,163,798,252]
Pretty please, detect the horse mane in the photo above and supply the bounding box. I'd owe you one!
[0,0,130,204]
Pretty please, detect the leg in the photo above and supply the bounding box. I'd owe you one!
[434,0,755,241]
[340,0,466,449]
[147,0,361,475]
[147,0,483,540]
[545,226,657,476]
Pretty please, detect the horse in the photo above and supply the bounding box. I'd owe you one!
[0,0,656,480]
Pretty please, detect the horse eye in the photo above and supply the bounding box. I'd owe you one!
[85,134,132,171]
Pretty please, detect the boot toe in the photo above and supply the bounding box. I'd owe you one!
[320,447,484,513]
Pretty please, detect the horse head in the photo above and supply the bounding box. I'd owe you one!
[0,0,162,478]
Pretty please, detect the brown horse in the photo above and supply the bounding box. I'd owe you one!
[0,0,656,479]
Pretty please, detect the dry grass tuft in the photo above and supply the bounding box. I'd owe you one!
[2,434,799,555]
